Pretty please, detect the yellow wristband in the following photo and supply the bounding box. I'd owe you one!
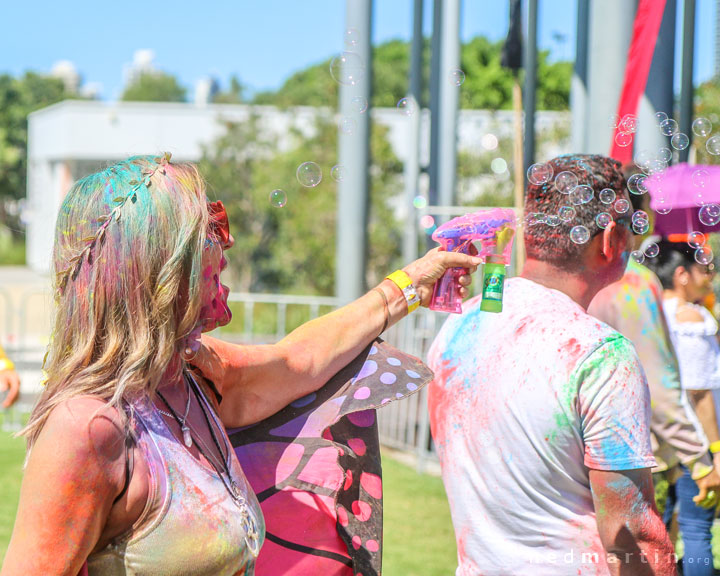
[386,270,420,313]
[692,462,715,481]
[0,358,15,372]
[710,441,720,454]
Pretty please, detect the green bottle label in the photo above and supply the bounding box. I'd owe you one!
[483,267,505,301]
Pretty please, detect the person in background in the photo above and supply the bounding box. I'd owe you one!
[0,344,20,409]
[643,239,720,576]
[428,154,675,576]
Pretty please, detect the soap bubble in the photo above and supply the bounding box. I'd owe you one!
[527,162,554,185]
[339,116,356,135]
[420,215,435,229]
[688,231,706,249]
[344,27,359,47]
[599,188,616,204]
[632,210,649,224]
[695,246,714,265]
[296,162,322,187]
[644,242,660,258]
[525,212,546,226]
[269,189,287,208]
[692,117,712,137]
[351,96,368,114]
[558,206,575,222]
[658,147,673,163]
[397,97,416,116]
[570,225,590,245]
[555,171,578,194]
[633,220,650,235]
[655,198,673,215]
[329,52,366,86]
[413,195,427,209]
[634,149,652,170]
[618,114,638,134]
[481,133,499,150]
[571,185,594,205]
[614,131,633,147]
[614,198,630,214]
[491,158,508,174]
[699,204,720,226]
[655,111,669,124]
[331,164,346,182]
[608,114,620,128]
[671,133,690,150]
[627,173,648,195]
[646,159,668,175]
[692,169,709,188]
[660,119,678,136]
[631,250,645,264]
[595,212,613,229]
[706,135,720,155]
[545,215,561,227]
[449,68,465,86]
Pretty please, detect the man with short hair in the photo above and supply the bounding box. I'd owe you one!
[428,154,676,575]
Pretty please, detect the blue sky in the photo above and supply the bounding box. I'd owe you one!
[0,0,715,100]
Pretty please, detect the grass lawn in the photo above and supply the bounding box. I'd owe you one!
[0,415,25,563]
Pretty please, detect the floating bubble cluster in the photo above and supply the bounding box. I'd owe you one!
[615,132,633,148]
[527,162,554,186]
[688,231,706,249]
[631,250,645,264]
[413,195,427,209]
[693,117,712,137]
[699,204,720,226]
[614,198,630,214]
[545,215,561,227]
[627,173,648,195]
[595,212,613,229]
[644,242,660,258]
[555,171,578,195]
[571,185,594,205]
[351,96,368,114]
[339,116,356,135]
[269,189,287,208]
[655,198,673,215]
[660,119,678,136]
[396,97,415,116]
[695,246,714,265]
[345,28,359,47]
[296,162,323,187]
[558,206,575,222]
[707,135,720,155]
[671,133,690,150]
[331,164,346,182]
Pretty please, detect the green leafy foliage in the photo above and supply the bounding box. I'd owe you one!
[121,71,186,102]
[254,37,571,112]
[693,78,720,165]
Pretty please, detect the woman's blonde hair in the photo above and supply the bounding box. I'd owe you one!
[23,155,211,447]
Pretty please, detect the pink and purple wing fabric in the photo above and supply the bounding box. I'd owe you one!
[227,339,433,576]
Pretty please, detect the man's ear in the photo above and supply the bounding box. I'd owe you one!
[601,221,619,261]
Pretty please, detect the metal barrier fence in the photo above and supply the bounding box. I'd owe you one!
[1,288,445,470]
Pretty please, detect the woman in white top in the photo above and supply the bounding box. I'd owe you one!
[646,238,719,576]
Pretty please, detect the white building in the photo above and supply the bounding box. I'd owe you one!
[26,99,569,271]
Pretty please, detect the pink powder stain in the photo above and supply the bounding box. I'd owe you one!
[351,500,372,522]
[348,437,367,456]
[365,539,379,553]
[353,386,371,400]
[202,265,213,280]
[337,505,349,527]
[360,472,382,499]
[346,410,375,428]
[343,470,353,491]
[351,535,362,550]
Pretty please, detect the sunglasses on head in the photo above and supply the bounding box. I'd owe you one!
[208,200,230,244]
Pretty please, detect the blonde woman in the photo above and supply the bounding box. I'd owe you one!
[1,155,480,575]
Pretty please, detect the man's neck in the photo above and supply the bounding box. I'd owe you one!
[520,259,601,310]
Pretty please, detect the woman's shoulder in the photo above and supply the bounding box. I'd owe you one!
[675,305,706,324]
[42,396,128,463]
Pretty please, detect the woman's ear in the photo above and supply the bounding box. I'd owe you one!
[674,266,690,287]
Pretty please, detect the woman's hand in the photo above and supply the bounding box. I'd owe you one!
[402,247,482,307]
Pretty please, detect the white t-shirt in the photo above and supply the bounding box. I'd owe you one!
[427,277,655,576]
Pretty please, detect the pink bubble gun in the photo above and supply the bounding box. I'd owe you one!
[429,208,516,314]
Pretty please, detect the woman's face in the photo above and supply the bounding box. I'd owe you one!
[199,201,234,331]
[684,262,716,303]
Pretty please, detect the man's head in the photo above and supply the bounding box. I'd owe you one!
[524,154,632,284]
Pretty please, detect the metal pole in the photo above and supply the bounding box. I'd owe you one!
[523,0,538,172]
[571,0,590,152]
[678,0,696,163]
[636,0,676,160]
[402,0,424,265]
[336,0,372,304]
[428,0,443,209]
[436,0,461,209]
[586,0,637,154]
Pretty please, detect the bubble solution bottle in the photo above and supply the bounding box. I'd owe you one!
[479,254,507,313]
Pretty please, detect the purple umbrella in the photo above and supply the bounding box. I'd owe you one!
[645,163,720,235]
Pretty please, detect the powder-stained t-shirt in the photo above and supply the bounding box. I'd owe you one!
[589,261,710,473]
[427,277,655,576]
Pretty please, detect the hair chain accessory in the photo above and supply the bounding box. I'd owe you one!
[56,152,172,291]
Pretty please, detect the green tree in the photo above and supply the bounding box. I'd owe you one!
[0,72,68,238]
[253,37,571,112]
[121,71,186,102]
[693,78,720,166]
[214,75,246,104]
